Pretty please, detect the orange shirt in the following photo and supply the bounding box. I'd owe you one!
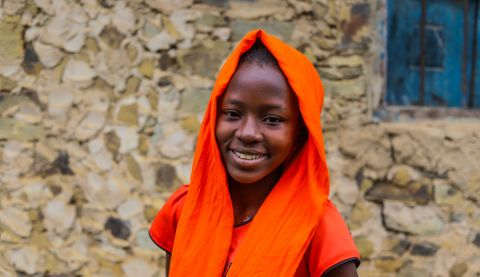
[150,185,360,276]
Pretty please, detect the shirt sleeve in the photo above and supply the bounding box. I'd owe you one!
[307,200,360,276]
[149,185,188,253]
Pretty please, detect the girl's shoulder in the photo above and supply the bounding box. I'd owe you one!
[149,185,189,253]
[303,200,360,275]
[163,185,189,212]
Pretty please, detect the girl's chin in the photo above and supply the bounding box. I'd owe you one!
[227,168,281,187]
[229,174,265,185]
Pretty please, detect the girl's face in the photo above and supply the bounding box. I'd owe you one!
[216,62,302,185]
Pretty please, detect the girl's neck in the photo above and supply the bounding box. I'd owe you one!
[228,168,281,225]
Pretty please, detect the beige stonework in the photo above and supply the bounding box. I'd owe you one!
[0,0,478,275]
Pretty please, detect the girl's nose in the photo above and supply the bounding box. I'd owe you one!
[235,115,262,143]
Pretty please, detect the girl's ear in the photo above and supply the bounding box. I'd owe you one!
[297,120,308,146]
[294,116,308,152]
[284,118,308,168]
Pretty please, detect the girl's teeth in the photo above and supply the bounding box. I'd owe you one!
[233,151,262,160]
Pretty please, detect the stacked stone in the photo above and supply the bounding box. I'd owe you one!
[0,0,478,276]
[327,122,480,276]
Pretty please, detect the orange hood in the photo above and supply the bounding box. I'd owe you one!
[170,29,330,276]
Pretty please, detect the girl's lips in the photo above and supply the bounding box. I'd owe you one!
[232,150,264,160]
[229,150,267,169]
[229,147,266,156]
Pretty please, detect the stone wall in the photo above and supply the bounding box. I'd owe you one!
[0,0,478,276]
[328,122,480,276]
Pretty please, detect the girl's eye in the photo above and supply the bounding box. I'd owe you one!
[223,110,240,121]
[263,116,283,126]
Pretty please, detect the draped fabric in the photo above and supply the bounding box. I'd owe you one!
[169,29,330,276]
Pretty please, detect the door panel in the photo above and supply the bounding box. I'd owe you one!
[387,0,479,108]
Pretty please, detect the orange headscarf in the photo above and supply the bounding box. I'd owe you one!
[170,30,330,276]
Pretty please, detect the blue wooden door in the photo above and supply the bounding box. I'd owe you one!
[474,1,480,107]
[387,0,480,108]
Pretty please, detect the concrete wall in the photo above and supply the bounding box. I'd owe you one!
[0,0,478,276]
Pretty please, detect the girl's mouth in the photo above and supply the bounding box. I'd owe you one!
[232,150,265,160]
[229,150,267,169]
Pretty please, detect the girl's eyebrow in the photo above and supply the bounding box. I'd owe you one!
[258,103,287,113]
[225,99,244,107]
[225,99,287,113]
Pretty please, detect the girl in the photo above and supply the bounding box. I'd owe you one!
[150,30,360,276]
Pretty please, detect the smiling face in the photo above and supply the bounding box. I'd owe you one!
[216,62,303,185]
